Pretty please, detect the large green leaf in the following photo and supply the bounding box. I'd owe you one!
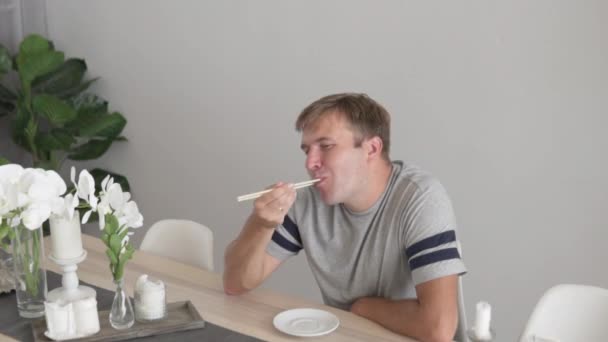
[18,35,52,57]
[70,92,108,115]
[32,58,87,95]
[32,94,77,125]
[64,93,109,133]
[0,45,11,76]
[18,50,65,89]
[68,138,113,160]
[10,103,31,150]
[78,112,126,138]
[36,128,75,150]
[56,77,98,99]
[90,168,131,192]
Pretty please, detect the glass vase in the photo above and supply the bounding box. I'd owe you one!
[0,248,16,293]
[109,278,134,329]
[11,223,47,318]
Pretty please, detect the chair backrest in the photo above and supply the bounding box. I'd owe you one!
[519,284,608,342]
[454,240,470,342]
[140,219,214,271]
[454,275,470,342]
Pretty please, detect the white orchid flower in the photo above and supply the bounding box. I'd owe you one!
[119,231,134,254]
[9,216,21,228]
[20,202,51,230]
[107,183,126,212]
[45,170,67,197]
[77,169,95,201]
[94,195,111,229]
[0,182,19,216]
[0,164,24,184]
[61,193,79,220]
[101,175,114,193]
[119,201,143,229]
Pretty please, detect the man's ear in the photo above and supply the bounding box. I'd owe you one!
[365,136,384,160]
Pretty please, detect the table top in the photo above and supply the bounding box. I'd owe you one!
[24,234,411,342]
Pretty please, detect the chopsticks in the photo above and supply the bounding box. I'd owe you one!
[237,179,320,202]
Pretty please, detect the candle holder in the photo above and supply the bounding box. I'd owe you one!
[44,249,100,340]
[47,250,96,304]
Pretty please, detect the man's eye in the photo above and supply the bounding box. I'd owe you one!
[320,144,333,150]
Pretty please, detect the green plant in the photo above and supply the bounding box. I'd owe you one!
[101,214,135,282]
[0,34,129,188]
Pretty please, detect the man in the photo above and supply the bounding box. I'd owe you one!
[224,93,466,342]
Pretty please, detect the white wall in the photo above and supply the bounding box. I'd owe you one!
[43,1,608,340]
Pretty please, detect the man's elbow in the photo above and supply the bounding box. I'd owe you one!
[223,283,247,296]
[222,272,248,296]
[421,314,457,342]
[222,273,257,296]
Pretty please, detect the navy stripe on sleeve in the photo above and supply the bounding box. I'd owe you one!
[282,215,302,245]
[408,248,460,271]
[271,231,302,253]
[405,230,456,258]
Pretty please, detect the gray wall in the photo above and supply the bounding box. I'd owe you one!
[37,1,608,340]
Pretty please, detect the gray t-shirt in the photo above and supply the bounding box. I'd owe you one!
[266,161,467,310]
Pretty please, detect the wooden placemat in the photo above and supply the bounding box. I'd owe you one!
[31,301,205,341]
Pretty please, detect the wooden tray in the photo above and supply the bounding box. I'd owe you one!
[31,301,206,341]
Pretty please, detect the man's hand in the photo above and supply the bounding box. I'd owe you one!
[250,182,297,229]
[350,275,459,342]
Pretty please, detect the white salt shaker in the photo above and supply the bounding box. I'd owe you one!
[134,274,167,322]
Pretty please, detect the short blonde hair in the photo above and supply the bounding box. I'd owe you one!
[296,93,391,160]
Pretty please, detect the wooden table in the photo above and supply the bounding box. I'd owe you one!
[21,234,410,341]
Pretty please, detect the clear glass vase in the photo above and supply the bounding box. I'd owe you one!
[0,249,16,293]
[109,278,134,329]
[11,223,47,318]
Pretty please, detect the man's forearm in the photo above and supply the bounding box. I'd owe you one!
[223,216,275,294]
[350,297,457,342]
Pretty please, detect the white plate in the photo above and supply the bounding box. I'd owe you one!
[273,308,340,337]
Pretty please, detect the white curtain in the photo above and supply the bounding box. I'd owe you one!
[0,0,23,53]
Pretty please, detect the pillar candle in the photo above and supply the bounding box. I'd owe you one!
[49,212,84,260]
[134,274,167,321]
[73,297,100,335]
[473,301,492,340]
[44,301,75,337]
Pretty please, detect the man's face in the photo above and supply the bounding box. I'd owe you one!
[300,112,368,205]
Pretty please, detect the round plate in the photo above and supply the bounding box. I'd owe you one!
[273,308,340,337]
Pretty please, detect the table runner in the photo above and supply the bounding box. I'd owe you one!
[0,272,262,342]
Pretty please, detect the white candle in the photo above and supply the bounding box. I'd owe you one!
[134,274,167,321]
[73,297,100,335]
[473,301,492,340]
[49,211,84,260]
[44,301,75,337]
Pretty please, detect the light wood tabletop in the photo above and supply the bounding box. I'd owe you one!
[40,234,413,342]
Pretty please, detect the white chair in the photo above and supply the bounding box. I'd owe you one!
[140,219,214,271]
[454,240,470,342]
[455,276,470,342]
[519,284,608,342]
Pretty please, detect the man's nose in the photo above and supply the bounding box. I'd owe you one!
[306,151,321,171]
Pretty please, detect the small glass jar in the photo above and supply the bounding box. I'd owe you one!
[134,276,167,322]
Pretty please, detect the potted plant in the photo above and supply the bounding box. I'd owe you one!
[0,34,130,190]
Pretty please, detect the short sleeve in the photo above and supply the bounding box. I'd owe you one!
[266,212,303,261]
[402,181,467,285]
